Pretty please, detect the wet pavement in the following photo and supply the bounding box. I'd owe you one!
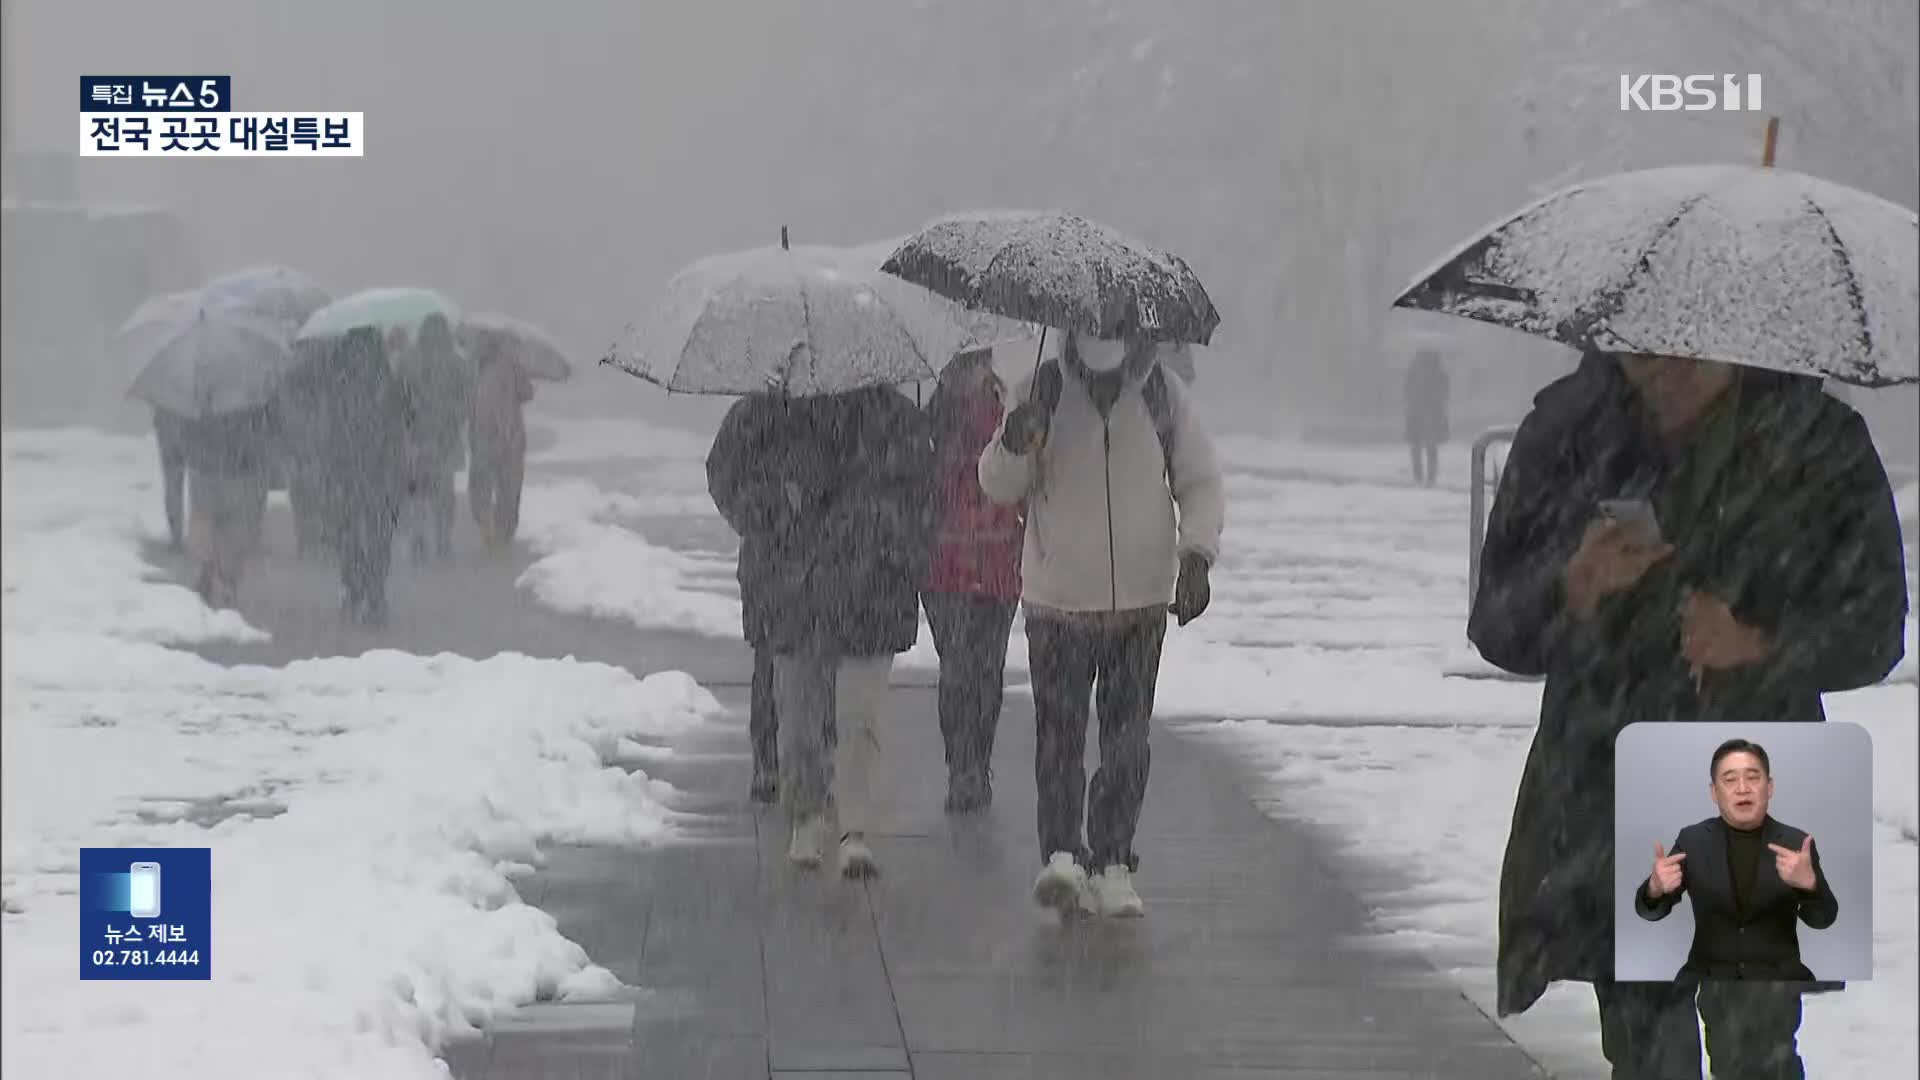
[168,499,1551,1080]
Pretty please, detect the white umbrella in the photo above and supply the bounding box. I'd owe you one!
[605,231,1035,396]
[201,265,330,336]
[1395,164,1919,387]
[458,312,572,380]
[120,299,296,420]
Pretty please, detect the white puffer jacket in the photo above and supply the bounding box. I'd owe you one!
[978,362,1224,614]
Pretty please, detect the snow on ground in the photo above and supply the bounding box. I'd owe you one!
[1,429,726,1079]
[521,416,1919,1079]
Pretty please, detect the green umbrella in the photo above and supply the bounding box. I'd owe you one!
[296,287,460,342]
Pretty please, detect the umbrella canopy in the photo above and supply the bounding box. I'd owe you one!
[881,210,1222,345]
[458,312,573,380]
[296,287,460,342]
[201,265,330,335]
[1394,164,1919,387]
[605,237,1034,396]
[120,300,296,420]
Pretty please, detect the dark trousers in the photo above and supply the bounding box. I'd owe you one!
[1594,979,1806,1079]
[922,591,1017,783]
[1027,612,1166,873]
[1409,440,1439,486]
[156,422,187,548]
[749,644,779,776]
[339,503,398,622]
[469,439,525,543]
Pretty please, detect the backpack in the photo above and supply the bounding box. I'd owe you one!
[1031,357,1180,488]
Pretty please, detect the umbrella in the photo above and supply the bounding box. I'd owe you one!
[120,300,297,420]
[881,209,1222,346]
[458,312,573,381]
[1394,164,1919,387]
[201,265,330,335]
[604,229,1034,396]
[296,287,461,342]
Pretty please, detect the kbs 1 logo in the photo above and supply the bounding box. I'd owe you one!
[1619,74,1764,112]
[79,75,363,157]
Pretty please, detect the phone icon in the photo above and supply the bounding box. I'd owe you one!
[128,862,162,919]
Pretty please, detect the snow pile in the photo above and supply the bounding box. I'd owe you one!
[1,429,726,1079]
[515,477,740,639]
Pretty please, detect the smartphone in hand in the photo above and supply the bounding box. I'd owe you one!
[1598,498,1664,545]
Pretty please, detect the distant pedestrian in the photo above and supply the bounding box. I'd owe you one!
[922,347,1024,812]
[179,403,277,607]
[979,330,1226,919]
[1405,349,1450,486]
[398,314,467,563]
[468,341,534,549]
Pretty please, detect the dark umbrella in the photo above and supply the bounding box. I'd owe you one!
[881,210,1222,346]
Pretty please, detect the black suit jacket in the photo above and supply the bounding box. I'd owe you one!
[1634,816,1838,980]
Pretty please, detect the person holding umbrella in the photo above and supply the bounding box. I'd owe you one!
[978,331,1226,918]
[468,337,535,549]
[921,345,1025,812]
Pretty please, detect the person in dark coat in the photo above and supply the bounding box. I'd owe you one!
[152,407,189,550]
[1470,351,1907,1079]
[296,328,410,626]
[921,348,1025,812]
[1635,738,1838,986]
[706,390,792,804]
[280,338,332,560]
[1404,349,1449,486]
[178,402,278,607]
[398,314,468,563]
[760,381,935,879]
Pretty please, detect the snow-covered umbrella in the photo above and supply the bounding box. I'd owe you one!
[120,298,297,420]
[1393,164,1919,387]
[201,265,331,336]
[881,210,1222,346]
[458,312,573,381]
[296,287,460,342]
[604,229,1034,396]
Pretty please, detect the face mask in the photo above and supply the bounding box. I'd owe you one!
[1075,334,1128,373]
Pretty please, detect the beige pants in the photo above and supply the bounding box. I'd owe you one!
[773,653,893,836]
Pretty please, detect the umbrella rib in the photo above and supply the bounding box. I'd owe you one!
[1560,188,1718,350]
[858,282,938,384]
[1798,195,1877,373]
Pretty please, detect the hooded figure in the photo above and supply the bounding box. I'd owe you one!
[922,347,1025,811]
[978,330,1226,919]
[1471,351,1907,1079]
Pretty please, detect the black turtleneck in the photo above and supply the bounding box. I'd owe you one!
[1726,821,1765,916]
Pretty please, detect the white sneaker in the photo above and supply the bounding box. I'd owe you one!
[1032,852,1094,917]
[839,833,878,879]
[788,815,829,867]
[1090,865,1145,918]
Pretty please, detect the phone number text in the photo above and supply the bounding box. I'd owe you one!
[88,949,201,966]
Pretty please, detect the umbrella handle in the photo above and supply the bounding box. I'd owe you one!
[1025,325,1050,452]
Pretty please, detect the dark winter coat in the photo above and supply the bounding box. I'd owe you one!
[710,386,936,656]
[1404,350,1450,445]
[285,330,411,533]
[1633,815,1838,982]
[1469,353,1907,1017]
[177,403,279,476]
[707,392,791,647]
[924,377,1025,602]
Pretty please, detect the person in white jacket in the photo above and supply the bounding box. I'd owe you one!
[978,330,1226,918]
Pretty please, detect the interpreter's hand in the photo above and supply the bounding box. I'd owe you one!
[1000,402,1050,454]
[1563,519,1675,618]
[1769,835,1818,891]
[1679,590,1773,671]
[1646,842,1687,899]
[1169,553,1211,626]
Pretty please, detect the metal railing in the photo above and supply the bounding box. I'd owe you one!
[1468,424,1520,610]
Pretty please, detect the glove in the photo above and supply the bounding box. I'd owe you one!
[1169,552,1211,626]
[1000,402,1050,454]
